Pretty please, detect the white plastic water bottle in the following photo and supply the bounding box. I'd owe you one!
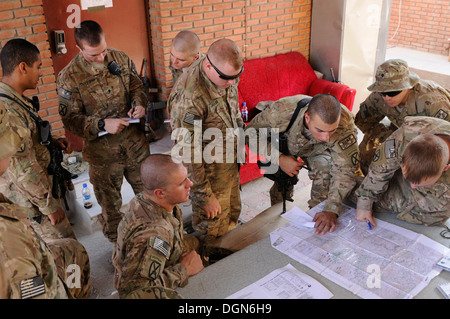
[241,102,248,122]
[81,183,93,209]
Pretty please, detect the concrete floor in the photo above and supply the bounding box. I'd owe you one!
[67,125,313,299]
[66,47,449,299]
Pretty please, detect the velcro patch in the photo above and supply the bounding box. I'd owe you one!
[183,112,201,126]
[152,237,170,258]
[384,139,397,159]
[148,256,162,281]
[338,134,357,150]
[435,109,448,120]
[20,275,45,299]
[57,88,72,100]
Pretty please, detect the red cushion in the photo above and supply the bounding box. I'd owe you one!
[238,52,317,119]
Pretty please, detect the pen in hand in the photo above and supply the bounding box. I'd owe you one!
[130,100,136,119]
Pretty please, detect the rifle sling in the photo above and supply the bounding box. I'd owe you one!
[284,97,312,134]
[0,93,51,145]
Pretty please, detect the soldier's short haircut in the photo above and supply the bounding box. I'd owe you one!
[141,154,184,192]
[74,20,104,49]
[172,30,200,56]
[207,38,243,71]
[0,38,40,77]
[307,94,341,124]
[402,134,448,184]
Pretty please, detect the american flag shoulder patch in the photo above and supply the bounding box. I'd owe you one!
[20,275,46,299]
[183,112,201,126]
[151,237,171,259]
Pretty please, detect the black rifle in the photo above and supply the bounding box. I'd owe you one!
[140,58,159,141]
[257,97,312,214]
[0,93,72,210]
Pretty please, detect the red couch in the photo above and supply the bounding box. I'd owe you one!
[238,51,356,184]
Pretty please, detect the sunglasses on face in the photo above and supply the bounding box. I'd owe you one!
[380,90,402,97]
[206,55,244,80]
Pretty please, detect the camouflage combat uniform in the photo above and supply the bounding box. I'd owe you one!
[0,104,90,299]
[0,82,76,241]
[169,56,244,239]
[355,59,450,174]
[356,116,450,226]
[112,193,197,299]
[246,94,362,216]
[0,195,91,299]
[57,48,150,242]
[169,52,205,89]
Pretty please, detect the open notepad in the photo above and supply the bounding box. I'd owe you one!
[98,118,140,137]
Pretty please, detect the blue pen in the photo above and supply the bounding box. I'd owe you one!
[367,220,372,230]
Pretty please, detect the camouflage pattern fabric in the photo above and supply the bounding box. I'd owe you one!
[366,59,420,92]
[356,66,450,174]
[57,48,150,242]
[0,96,28,160]
[169,55,244,238]
[112,193,193,299]
[0,82,76,240]
[246,94,362,216]
[356,116,450,226]
[0,195,90,299]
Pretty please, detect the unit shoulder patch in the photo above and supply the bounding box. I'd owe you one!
[434,109,448,120]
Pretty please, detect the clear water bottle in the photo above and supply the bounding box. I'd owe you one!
[241,102,248,122]
[81,183,93,209]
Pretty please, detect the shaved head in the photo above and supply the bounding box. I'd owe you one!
[140,154,184,192]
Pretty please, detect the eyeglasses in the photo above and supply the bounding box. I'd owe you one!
[206,55,243,80]
[380,90,402,97]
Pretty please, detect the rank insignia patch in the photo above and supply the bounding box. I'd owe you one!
[384,139,397,159]
[338,134,357,150]
[20,275,45,299]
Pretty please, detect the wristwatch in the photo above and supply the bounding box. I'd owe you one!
[98,118,106,131]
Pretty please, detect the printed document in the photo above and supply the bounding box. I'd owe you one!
[271,202,449,299]
[226,264,333,299]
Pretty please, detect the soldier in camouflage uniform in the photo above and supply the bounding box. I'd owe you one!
[112,154,204,299]
[355,116,450,227]
[57,21,150,242]
[246,94,362,235]
[166,30,204,132]
[169,39,245,248]
[0,39,75,241]
[355,59,450,174]
[169,30,204,87]
[0,103,91,299]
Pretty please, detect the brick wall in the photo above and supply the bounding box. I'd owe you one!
[388,0,449,56]
[0,0,63,136]
[0,0,312,135]
[149,0,312,101]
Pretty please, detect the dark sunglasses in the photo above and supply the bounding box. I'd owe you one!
[206,55,243,80]
[380,90,402,97]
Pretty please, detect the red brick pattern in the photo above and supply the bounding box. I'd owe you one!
[0,0,313,135]
[0,0,63,136]
[149,0,312,100]
[388,0,449,56]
